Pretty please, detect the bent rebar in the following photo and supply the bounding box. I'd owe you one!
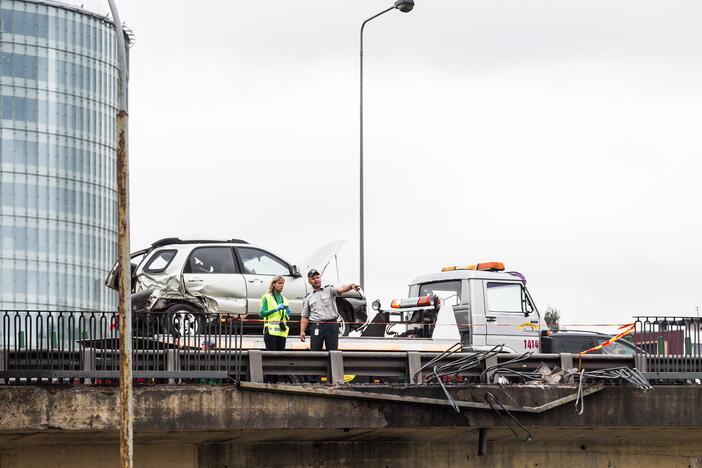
[484,392,533,441]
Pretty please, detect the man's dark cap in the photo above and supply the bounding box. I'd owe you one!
[307,269,320,278]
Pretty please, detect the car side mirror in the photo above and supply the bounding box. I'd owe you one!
[291,265,302,277]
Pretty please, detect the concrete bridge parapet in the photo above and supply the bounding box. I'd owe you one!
[0,384,701,467]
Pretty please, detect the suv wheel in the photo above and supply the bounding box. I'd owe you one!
[337,315,347,337]
[164,304,203,338]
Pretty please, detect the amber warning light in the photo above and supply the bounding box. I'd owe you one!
[442,262,505,272]
[390,295,438,309]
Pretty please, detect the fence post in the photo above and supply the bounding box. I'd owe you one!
[0,349,5,385]
[407,352,422,384]
[248,350,263,383]
[634,353,648,373]
[329,351,344,385]
[560,353,574,371]
[81,348,95,385]
[166,350,180,384]
[483,354,498,384]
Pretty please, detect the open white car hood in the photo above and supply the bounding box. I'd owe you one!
[299,240,345,277]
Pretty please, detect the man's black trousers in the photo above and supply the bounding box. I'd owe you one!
[309,322,339,351]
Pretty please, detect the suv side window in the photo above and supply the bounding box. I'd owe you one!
[556,336,596,354]
[143,249,177,273]
[236,247,290,276]
[184,247,238,274]
[486,282,523,313]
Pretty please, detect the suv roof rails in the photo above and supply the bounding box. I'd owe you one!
[150,237,249,249]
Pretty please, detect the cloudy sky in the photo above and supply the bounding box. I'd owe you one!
[110,0,701,330]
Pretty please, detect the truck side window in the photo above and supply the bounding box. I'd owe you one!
[486,282,522,312]
[418,280,462,306]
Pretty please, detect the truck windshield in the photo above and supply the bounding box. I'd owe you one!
[418,280,462,306]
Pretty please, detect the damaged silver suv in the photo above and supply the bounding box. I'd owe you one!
[105,238,366,337]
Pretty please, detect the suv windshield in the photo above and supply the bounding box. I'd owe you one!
[597,338,639,355]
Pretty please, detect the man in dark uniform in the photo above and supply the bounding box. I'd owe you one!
[300,269,360,351]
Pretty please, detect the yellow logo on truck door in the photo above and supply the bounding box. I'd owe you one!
[518,322,539,332]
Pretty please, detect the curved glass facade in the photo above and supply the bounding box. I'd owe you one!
[0,0,118,310]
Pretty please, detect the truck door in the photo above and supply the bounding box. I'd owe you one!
[235,247,307,314]
[182,247,247,314]
[482,281,540,353]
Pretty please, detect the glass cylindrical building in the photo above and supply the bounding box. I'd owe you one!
[0,0,122,311]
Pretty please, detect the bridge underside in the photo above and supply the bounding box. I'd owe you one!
[1,384,701,467]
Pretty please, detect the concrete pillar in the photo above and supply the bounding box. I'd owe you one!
[166,349,180,384]
[329,351,344,385]
[248,350,263,383]
[560,352,574,370]
[81,348,94,385]
[407,352,422,384]
[483,355,498,383]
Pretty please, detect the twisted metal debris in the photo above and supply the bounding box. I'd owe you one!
[573,366,652,415]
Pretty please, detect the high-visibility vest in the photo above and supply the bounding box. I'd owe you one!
[262,293,290,337]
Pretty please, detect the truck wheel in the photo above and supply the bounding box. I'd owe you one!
[163,304,203,338]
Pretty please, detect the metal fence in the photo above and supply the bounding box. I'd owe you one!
[0,310,244,383]
[3,310,702,384]
[634,316,702,379]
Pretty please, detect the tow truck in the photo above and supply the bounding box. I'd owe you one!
[348,261,543,353]
[171,261,545,353]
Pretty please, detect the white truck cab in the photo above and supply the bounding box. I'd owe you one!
[365,262,543,353]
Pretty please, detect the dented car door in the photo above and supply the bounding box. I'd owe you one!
[235,247,307,314]
[182,246,247,314]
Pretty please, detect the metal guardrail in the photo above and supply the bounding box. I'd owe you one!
[2,311,702,383]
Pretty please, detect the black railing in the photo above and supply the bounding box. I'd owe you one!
[0,310,245,383]
[634,316,702,379]
[3,310,702,384]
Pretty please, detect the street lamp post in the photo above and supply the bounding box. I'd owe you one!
[105,1,133,467]
[359,0,414,288]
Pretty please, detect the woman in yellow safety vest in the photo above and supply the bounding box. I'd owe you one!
[259,275,290,352]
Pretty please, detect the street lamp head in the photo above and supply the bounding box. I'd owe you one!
[394,0,414,13]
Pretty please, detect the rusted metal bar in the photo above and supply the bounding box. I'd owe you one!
[238,382,604,413]
[106,1,132,467]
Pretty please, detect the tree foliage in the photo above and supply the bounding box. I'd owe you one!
[544,307,561,332]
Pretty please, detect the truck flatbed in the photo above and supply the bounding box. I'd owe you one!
[155,334,461,352]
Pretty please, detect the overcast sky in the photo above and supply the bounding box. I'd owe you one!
[111,0,701,331]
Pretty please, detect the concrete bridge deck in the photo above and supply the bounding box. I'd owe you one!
[1,383,701,467]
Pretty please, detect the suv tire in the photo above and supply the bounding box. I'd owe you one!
[163,303,203,338]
